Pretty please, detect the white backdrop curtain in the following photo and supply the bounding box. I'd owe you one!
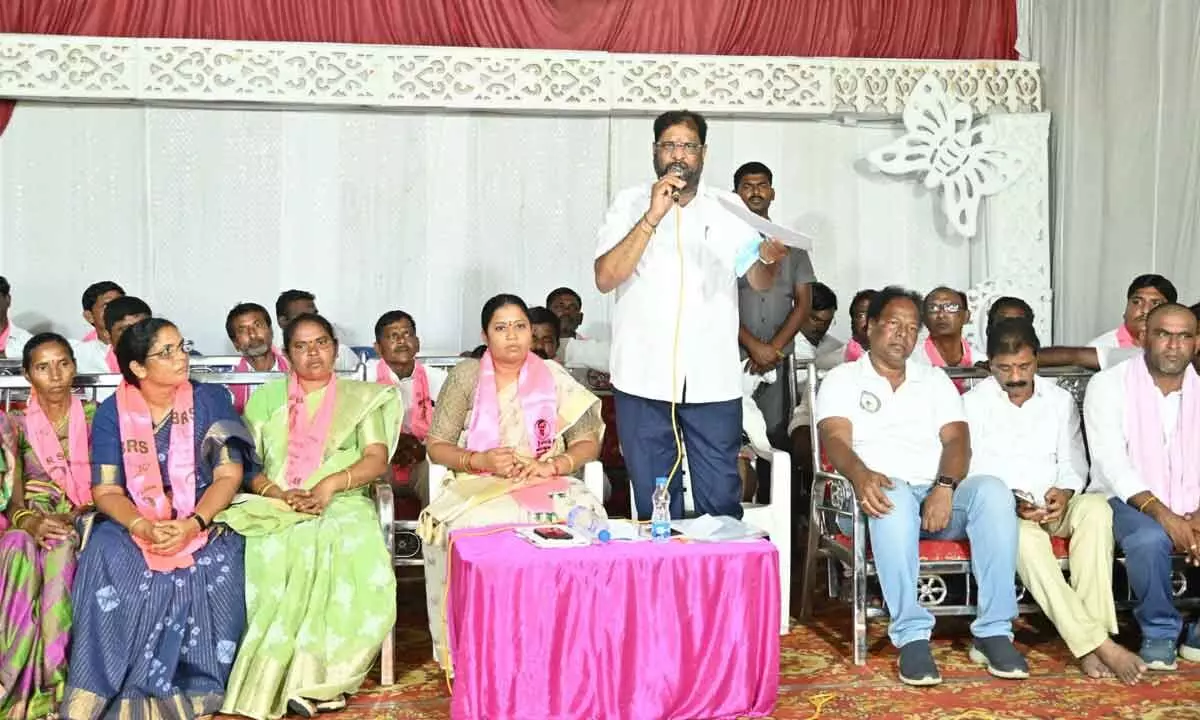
[0,103,990,355]
[1018,0,1200,343]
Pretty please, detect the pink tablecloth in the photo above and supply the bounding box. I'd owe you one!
[446,526,780,720]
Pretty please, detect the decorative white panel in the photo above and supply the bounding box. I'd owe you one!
[0,34,1041,117]
[966,113,1053,351]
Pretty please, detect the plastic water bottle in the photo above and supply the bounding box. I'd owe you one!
[566,506,612,543]
[650,476,672,542]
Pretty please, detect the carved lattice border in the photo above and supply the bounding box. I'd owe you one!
[0,34,1041,117]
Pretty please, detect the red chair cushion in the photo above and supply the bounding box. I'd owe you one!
[833,534,1070,561]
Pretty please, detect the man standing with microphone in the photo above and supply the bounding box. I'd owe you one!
[595,110,788,520]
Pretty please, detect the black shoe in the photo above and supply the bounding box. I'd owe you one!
[287,697,318,718]
[969,636,1030,679]
[898,640,943,686]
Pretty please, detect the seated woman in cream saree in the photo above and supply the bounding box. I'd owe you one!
[217,314,401,720]
[419,294,605,668]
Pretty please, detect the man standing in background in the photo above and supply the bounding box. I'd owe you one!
[734,161,815,491]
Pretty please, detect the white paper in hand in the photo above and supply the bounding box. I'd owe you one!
[716,195,815,251]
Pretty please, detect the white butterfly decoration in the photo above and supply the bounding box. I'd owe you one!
[867,73,1028,238]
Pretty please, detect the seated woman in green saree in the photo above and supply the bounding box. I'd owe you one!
[418,294,605,670]
[218,313,401,720]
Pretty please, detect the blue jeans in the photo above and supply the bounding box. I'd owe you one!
[613,388,743,520]
[853,475,1019,648]
[1109,497,1182,641]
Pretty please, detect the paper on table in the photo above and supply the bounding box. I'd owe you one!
[715,195,815,251]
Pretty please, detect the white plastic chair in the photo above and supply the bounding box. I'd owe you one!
[625,449,793,636]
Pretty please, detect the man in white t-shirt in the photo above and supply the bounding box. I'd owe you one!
[594,110,787,520]
[1084,303,1200,671]
[372,310,448,508]
[816,286,1025,686]
[966,318,1145,684]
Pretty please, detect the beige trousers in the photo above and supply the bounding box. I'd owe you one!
[1016,493,1118,658]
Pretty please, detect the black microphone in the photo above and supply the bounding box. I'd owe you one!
[670,166,685,203]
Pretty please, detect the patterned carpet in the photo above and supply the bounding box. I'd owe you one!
[225,574,1200,720]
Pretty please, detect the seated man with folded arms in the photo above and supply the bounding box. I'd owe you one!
[1084,302,1200,671]
[816,286,1025,686]
[966,318,1146,684]
[372,310,448,507]
[225,301,288,413]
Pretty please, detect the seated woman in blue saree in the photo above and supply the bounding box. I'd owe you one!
[0,334,96,720]
[61,318,258,720]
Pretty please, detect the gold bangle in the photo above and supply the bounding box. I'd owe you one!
[344,469,352,491]
[465,451,476,473]
[564,454,576,474]
[129,516,147,534]
[1138,496,1160,514]
[11,509,33,528]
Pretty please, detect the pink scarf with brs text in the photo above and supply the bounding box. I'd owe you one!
[1125,359,1200,515]
[375,360,432,486]
[231,349,289,413]
[466,351,563,512]
[284,373,338,490]
[116,381,206,572]
[1116,323,1138,348]
[924,336,973,394]
[25,391,92,508]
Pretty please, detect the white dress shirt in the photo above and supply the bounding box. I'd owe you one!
[964,375,1088,498]
[788,333,846,433]
[393,365,448,433]
[595,183,762,403]
[72,339,113,374]
[1086,328,1121,350]
[2,324,31,358]
[560,336,612,372]
[1084,356,1182,502]
[815,354,965,487]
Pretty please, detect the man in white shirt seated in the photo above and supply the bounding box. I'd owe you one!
[594,109,787,520]
[1084,302,1200,671]
[915,286,987,393]
[1088,273,1176,351]
[73,280,125,369]
[372,310,448,508]
[816,286,1026,686]
[965,318,1145,684]
[546,287,611,373]
[275,289,363,371]
[224,302,288,413]
[529,306,562,361]
[77,280,125,344]
[787,282,844,508]
[0,277,32,359]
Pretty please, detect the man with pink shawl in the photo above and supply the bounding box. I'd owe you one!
[1083,303,1200,671]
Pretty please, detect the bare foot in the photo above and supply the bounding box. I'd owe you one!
[1080,652,1111,679]
[1093,639,1147,685]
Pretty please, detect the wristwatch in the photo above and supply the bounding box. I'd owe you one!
[934,475,956,490]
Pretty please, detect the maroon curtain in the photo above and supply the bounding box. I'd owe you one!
[0,0,1017,132]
